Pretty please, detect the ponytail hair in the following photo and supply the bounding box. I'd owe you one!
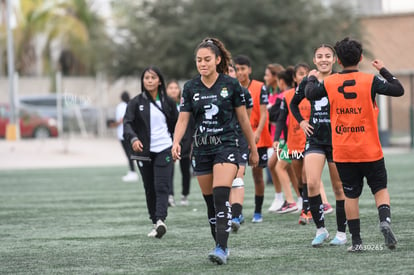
[195,37,231,74]
[277,66,295,88]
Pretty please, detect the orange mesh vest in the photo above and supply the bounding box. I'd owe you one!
[284,88,310,153]
[324,72,383,162]
[248,80,272,148]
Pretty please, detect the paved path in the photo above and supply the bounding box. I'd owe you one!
[0,137,127,170]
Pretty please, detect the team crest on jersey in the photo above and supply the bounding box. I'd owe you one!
[220,88,228,98]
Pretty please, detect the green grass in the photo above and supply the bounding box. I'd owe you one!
[1,153,414,274]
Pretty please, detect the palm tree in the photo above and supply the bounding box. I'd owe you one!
[0,0,108,76]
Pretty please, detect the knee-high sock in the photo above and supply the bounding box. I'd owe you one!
[348,219,362,245]
[232,203,242,219]
[213,187,231,249]
[203,194,216,242]
[309,194,325,229]
[254,195,264,214]
[336,200,346,233]
[302,183,309,214]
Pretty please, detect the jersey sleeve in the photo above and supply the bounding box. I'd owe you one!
[232,79,246,108]
[260,84,269,105]
[243,87,253,109]
[274,98,288,142]
[305,76,328,100]
[180,81,193,112]
[290,78,307,123]
[371,68,404,100]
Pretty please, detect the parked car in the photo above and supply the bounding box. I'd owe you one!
[0,103,58,138]
[19,94,99,134]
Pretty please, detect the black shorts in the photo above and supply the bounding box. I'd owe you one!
[249,147,268,168]
[335,158,387,199]
[238,136,249,166]
[191,148,239,176]
[304,142,333,163]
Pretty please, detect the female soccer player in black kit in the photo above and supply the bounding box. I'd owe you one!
[172,38,258,265]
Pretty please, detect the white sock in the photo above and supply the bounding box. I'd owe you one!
[335,231,347,240]
[316,227,328,235]
[275,192,283,200]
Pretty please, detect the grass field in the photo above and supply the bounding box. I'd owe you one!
[1,152,413,274]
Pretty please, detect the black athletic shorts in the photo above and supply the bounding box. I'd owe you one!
[248,147,268,168]
[335,158,387,198]
[191,147,239,176]
[304,142,333,163]
[238,136,249,166]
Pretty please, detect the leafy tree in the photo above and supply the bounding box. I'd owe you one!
[110,0,361,80]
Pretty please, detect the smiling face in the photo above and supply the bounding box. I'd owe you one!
[235,64,251,85]
[143,70,161,94]
[196,47,220,78]
[293,66,309,85]
[264,68,277,87]
[313,46,336,74]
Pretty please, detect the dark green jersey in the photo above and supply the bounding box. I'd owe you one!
[181,74,245,156]
[292,77,332,145]
[235,86,253,148]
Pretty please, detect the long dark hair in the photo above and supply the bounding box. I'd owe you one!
[140,66,167,97]
[195,37,231,74]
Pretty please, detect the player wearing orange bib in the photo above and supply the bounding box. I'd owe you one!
[234,55,273,223]
[305,37,404,252]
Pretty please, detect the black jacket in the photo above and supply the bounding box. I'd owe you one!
[123,91,178,161]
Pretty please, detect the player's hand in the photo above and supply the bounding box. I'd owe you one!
[307,69,319,79]
[372,59,384,71]
[132,140,143,152]
[272,141,279,151]
[171,143,181,160]
[254,131,260,144]
[300,120,314,137]
[249,147,259,167]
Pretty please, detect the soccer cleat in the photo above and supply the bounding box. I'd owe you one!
[155,219,167,239]
[208,245,228,265]
[380,221,397,250]
[298,210,308,225]
[347,243,363,252]
[312,228,329,247]
[180,195,189,206]
[239,214,245,224]
[147,224,157,237]
[268,198,284,213]
[330,231,347,245]
[168,195,176,207]
[275,201,298,214]
[323,203,334,214]
[122,171,138,182]
[295,197,303,213]
[307,211,313,223]
[252,213,263,223]
[231,217,241,233]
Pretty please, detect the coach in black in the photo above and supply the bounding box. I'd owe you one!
[123,66,178,239]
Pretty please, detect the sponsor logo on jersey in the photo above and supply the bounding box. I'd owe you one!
[227,153,236,162]
[335,124,365,135]
[193,93,200,101]
[139,105,144,111]
[336,107,362,115]
[314,97,329,111]
[204,104,219,119]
